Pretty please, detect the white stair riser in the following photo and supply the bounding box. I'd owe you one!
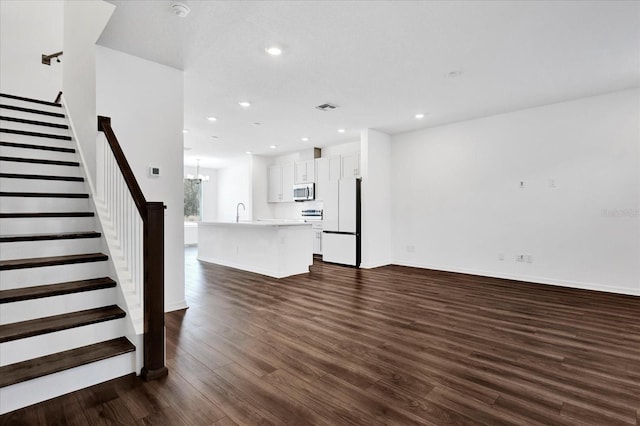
[0,97,65,115]
[0,93,64,113]
[0,217,96,235]
[0,145,77,162]
[0,178,86,193]
[0,121,70,137]
[0,132,72,149]
[0,132,71,146]
[0,161,80,177]
[0,317,125,366]
[0,197,90,213]
[1,261,108,290]
[0,287,116,325]
[0,237,102,261]
[0,108,68,127]
[0,350,135,414]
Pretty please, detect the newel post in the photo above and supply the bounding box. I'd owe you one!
[141,201,168,380]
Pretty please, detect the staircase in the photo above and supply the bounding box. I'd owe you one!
[0,93,136,414]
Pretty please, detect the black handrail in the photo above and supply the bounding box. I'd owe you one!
[97,115,168,381]
[42,51,63,66]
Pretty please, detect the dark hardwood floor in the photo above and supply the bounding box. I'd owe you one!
[2,247,639,425]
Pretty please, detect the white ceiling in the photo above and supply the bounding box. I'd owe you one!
[98,0,640,169]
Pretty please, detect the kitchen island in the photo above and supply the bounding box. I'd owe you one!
[197,221,314,278]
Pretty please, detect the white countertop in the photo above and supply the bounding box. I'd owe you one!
[199,220,311,227]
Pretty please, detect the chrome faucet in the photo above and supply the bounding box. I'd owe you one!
[236,202,245,223]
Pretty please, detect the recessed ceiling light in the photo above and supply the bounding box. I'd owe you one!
[239,101,251,108]
[265,46,282,56]
[269,145,277,149]
[337,128,346,133]
[170,2,190,18]
[301,137,309,142]
[245,151,252,155]
[415,113,425,119]
[182,129,189,134]
[206,116,217,122]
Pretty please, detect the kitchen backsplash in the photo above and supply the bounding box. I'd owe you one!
[269,200,323,220]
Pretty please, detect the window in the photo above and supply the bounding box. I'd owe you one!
[184,178,202,222]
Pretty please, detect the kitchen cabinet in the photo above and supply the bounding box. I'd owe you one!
[312,223,323,254]
[294,159,315,184]
[341,153,360,178]
[268,163,295,203]
[314,156,341,201]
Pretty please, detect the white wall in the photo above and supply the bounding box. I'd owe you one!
[251,155,274,220]
[360,129,392,268]
[62,0,115,187]
[391,89,640,295]
[217,156,252,222]
[0,0,63,99]
[322,141,360,158]
[96,45,186,311]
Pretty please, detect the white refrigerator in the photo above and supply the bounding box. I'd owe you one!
[322,178,361,267]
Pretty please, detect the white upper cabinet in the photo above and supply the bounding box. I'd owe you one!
[294,159,315,184]
[315,156,341,201]
[268,163,295,203]
[341,153,360,178]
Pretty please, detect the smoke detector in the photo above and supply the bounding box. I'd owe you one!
[171,2,190,17]
[315,103,338,111]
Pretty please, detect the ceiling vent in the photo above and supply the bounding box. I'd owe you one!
[315,103,338,111]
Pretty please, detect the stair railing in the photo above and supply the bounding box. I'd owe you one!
[97,116,167,380]
[41,51,63,66]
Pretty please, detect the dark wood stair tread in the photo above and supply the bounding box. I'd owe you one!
[0,277,116,304]
[0,212,94,218]
[0,93,62,108]
[0,305,125,343]
[0,173,83,182]
[0,231,100,243]
[0,191,89,198]
[0,129,71,141]
[0,116,68,129]
[0,104,65,119]
[0,252,108,271]
[0,337,134,388]
[0,141,75,153]
[0,156,79,167]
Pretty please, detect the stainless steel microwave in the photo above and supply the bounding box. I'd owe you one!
[293,183,315,201]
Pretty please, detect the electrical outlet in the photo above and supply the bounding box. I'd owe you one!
[516,254,525,262]
[519,180,525,189]
[406,245,415,253]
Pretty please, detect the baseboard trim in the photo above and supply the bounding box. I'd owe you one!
[165,299,188,312]
[391,260,639,296]
[360,262,391,269]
